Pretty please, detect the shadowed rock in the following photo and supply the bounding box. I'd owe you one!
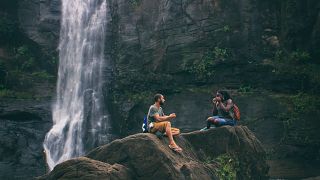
[38,157,133,180]
[39,126,268,179]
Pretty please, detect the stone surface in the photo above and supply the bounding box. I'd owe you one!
[1,0,320,179]
[17,0,61,50]
[37,157,133,180]
[0,98,52,180]
[105,0,320,139]
[107,89,320,179]
[40,126,269,179]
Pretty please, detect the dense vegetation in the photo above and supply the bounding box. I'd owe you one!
[0,1,57,98]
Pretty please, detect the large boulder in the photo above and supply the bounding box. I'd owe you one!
[39,126,269,179]
[37,157,133,180]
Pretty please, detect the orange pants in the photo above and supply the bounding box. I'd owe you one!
[150,121,180,134]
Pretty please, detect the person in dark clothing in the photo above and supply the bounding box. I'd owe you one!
[201,90,237,131]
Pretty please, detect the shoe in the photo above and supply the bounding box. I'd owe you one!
[200,127,209,131]
[169,144,182,152]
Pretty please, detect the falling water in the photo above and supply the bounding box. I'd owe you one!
[43,0,110,171]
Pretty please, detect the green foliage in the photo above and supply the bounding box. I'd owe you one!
[205,154,239,180]
[0,87,33,99]
[189,54,215,81]
[290,93,314,112]
[129,0,141,8]
[16,45,29,56]
[213,47,228,61]
[0,13,57,98]
[31,71,55,82]
[273,49,320,92]
[6,70,33,88]
[0,88,14,98]
[223,25,231,33]
[275,50,310,63]
[125,91,154,104]
[114,69,175,95]
[216,25,231,33]
[21,57,35,71]
[188,47,228,81]
[279,93,320,146]
[237,85,252,93]
[290,51,310,62]
[0,44,56,90]
[14,45,36,71]
[0,69,53,99]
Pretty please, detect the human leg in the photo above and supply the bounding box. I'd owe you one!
[165,122,182,151]
[171,127,180,136]
[151,122,182,152]
[206,116,220,128]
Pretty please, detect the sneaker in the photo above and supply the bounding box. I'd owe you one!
[200,127,209,131]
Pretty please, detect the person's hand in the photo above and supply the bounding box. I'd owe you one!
[169,113,176,118]
[212,98,217,103]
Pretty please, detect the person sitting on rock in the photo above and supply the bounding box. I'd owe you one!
[147,94,182,152]
[201,90,237,131]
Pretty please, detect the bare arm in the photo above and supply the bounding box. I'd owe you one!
[154,113,175,122]
[212,102,218,116]
[218,99,233,112]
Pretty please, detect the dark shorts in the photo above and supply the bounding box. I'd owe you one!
[212,116,237,126]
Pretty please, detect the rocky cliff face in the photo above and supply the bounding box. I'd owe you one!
[17,0,61,50]
[103,1,320,178]
[0,99,52,180]
[106,0,320,88]
[16,0,320,91]
[39,126,269,180]
[1,0,319,179]
[14,0,320,136]
[105,0,320,136]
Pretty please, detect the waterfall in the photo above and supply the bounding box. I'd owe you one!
[43,0,110,171]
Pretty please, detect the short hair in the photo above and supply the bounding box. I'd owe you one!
[154,94,163,102]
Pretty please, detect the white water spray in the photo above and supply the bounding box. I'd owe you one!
[43,0,110,171]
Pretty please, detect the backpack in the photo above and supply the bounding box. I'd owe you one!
[142,116,149,133]
[233,104,241,121]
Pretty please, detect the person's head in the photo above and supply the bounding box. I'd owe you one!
[216,90,231,101]
[154,93,165,105]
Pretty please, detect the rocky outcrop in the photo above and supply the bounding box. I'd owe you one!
[12,0,320,137]
[39,126,269,179]
[0,99,52,180]
[106,0,320,88]
[38,157,133,180]
[2,0,319,179]
[14,0,320,92]
[17,0,61,50]
[106,0,320,137]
